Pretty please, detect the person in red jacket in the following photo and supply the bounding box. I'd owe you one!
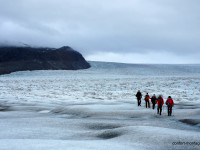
[144,93,150,108]
[165,96,174,116]
[156,95,164,115]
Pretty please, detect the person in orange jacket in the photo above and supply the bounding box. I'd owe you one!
[156,95,164,115]
[144,93,150,108]
[165,96,174,116]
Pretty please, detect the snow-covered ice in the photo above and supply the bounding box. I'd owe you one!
[0,62,200,150]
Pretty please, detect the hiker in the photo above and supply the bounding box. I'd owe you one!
[136,90,142,106]
[165,96,174,116]
[156,95,164,115]
[144,93,150,108]
[151,94,157,109]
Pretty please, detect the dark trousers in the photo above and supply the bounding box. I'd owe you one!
[157,106,162,115]
[145,100,150,108]
[152,103,156,109]
[168,106,172,116]
[137,98,141,106]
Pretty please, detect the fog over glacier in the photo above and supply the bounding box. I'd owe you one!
[0,0,200,63]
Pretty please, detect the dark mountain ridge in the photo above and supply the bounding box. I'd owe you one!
[0,46,90,75]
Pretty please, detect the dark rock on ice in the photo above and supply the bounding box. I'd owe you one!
[87,123,121,130]
[97,130,123,139]
[179,119,200,126]
[0,105,10,111]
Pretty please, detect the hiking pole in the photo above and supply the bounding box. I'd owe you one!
[163,105,165,116]
[155,105,157,115]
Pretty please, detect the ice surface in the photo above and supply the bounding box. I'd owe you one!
[0,62,200,150]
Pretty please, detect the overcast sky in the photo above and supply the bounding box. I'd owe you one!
[0,0,200,64]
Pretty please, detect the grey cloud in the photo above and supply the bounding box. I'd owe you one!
[0,0,200,63]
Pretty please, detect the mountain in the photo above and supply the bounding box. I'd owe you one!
[0,46,90,75]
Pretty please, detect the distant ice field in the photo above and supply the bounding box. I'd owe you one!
[0,61,200,150]
[0,61,200,103]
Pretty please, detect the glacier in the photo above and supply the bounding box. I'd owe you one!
[0,61,200,150]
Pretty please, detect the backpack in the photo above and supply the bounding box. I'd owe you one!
[168,99,173,106]
[145,95,150,100]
